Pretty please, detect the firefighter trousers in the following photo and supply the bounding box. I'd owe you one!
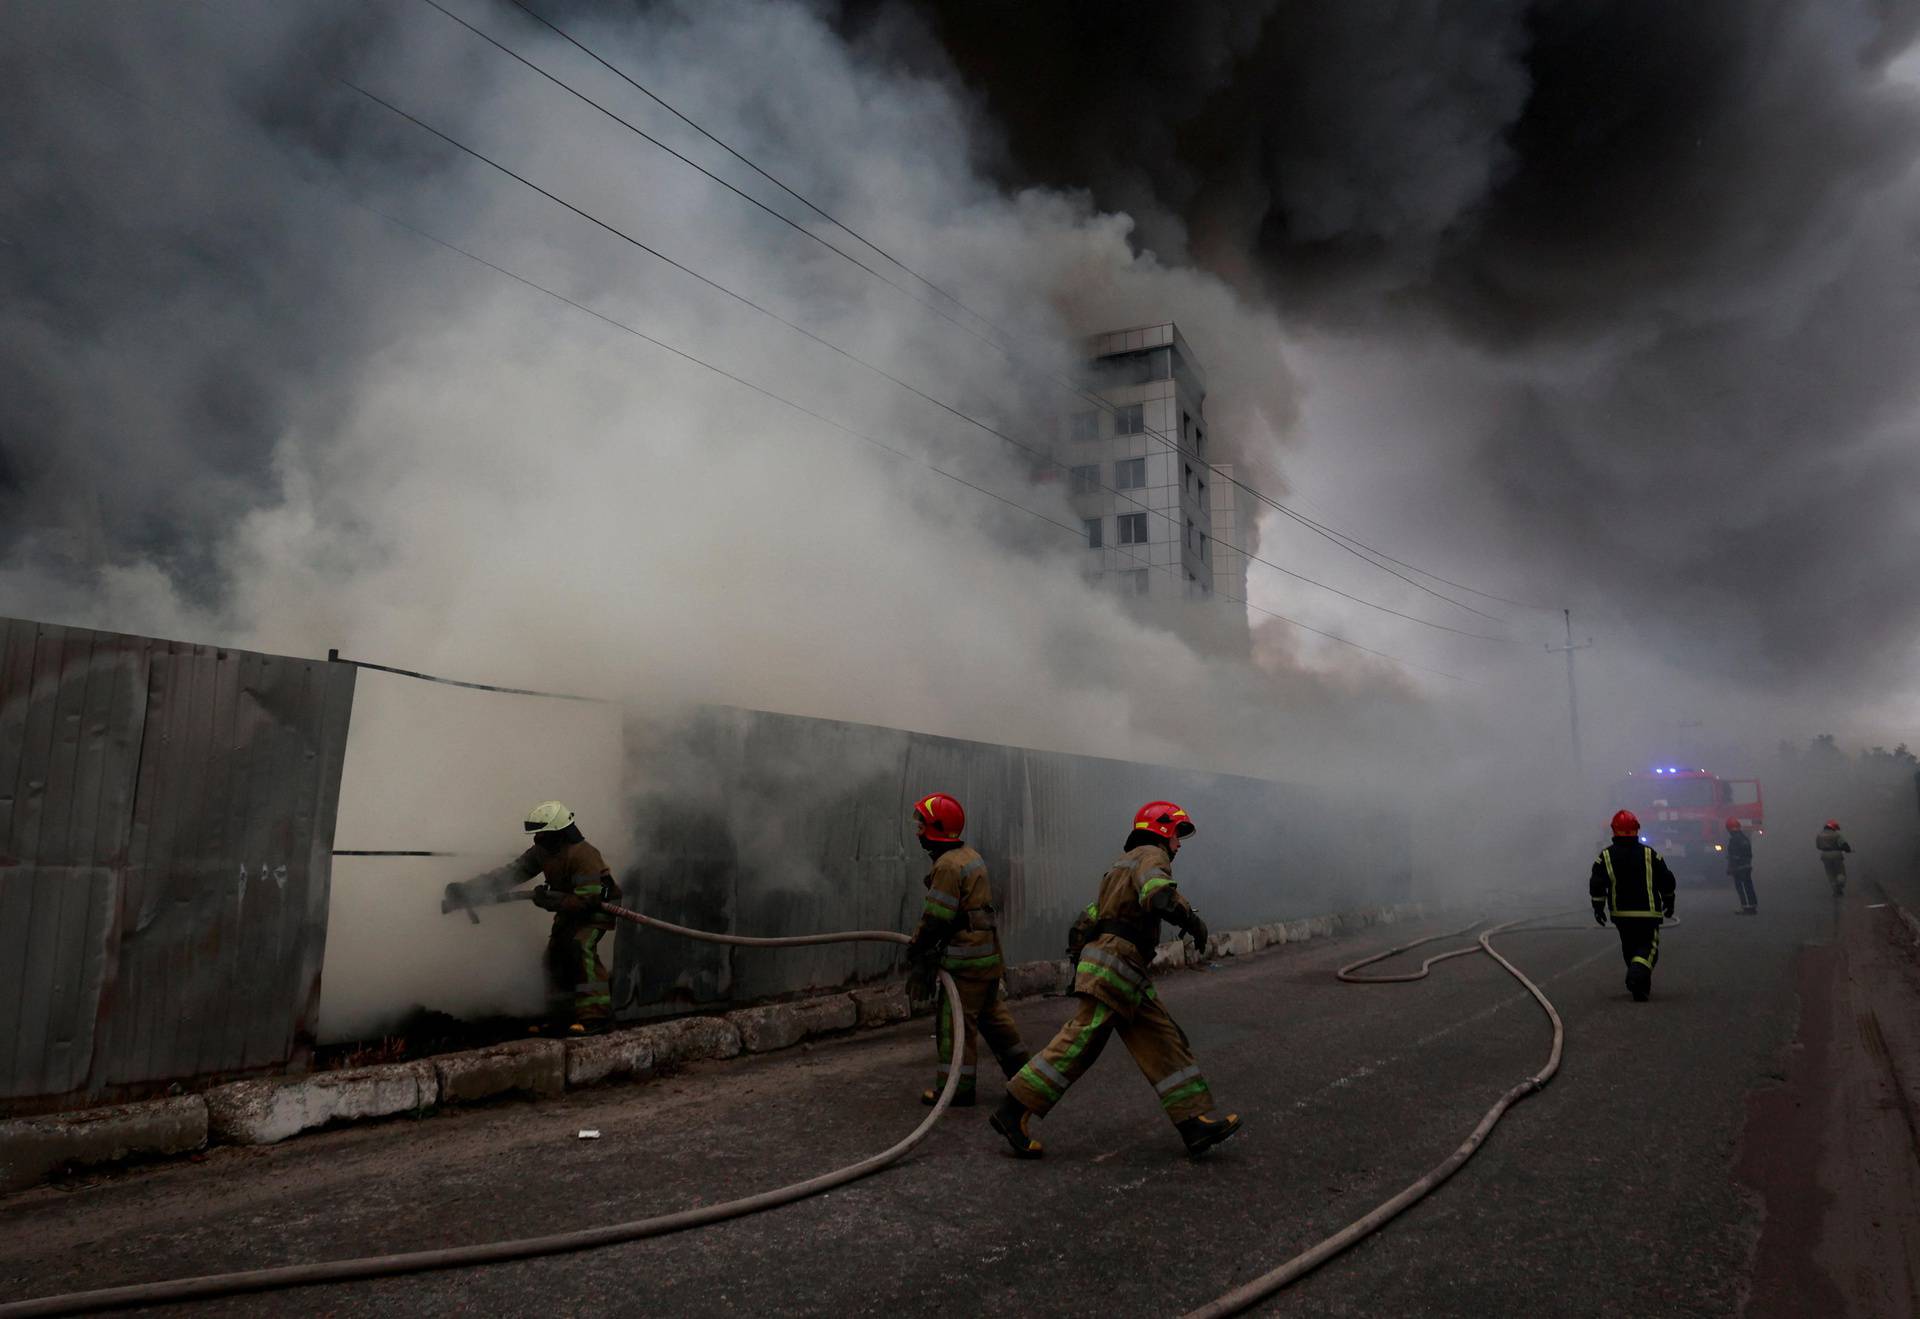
[543,919,613,1025]
[1731,867,1757,911]
[1614,917,1661,989]
[933,978,1029,1099]
[1821,857,1847,895]
[1007,991,1215,1124]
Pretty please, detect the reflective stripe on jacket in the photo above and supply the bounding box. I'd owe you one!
[911,845,1004,979]
[1072,843,1194,1018]
[1589,841,1675,919]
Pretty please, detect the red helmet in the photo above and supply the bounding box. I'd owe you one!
[1824,818,1840,830]
[1725,817,1742,831]
[912,792,965,843]
[1610,810,1640,837]
[1134,801,1196,842]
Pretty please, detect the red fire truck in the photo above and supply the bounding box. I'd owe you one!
[1608,766,1765,884]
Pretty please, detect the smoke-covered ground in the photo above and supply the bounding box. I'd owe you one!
[4,2,1919,1034]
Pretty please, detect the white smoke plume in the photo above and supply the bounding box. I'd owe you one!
[6,1,1916,1035]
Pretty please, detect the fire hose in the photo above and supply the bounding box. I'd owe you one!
[7,903,1669,1317]
[0,906,963,1319]
[1185,911,1679,1317]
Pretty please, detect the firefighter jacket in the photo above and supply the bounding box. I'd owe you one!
[1067,843,1197,1019]
[478,839,620,932]
[1589,840,1676,920]
[1816,828,1852,859]
[1725,830,1753,874]
[907,844,1003,980]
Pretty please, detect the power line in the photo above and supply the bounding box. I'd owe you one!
[467,0,1529,625]
[359,198,1472,681]
[1256,486,1559,612]
[42,29,1475,687]
[337,77,1509,645]
[503,0,997,334]
[413,0,1015,360]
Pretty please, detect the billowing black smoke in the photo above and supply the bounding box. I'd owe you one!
[850,0,1920,711]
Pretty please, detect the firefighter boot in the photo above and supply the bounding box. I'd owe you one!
[1177,1113,1243,1157]
[989,1094,1044,1159]
[1627,965,1651,1002]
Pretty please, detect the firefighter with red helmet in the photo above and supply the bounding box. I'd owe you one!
[1816,819,1852,896]
[990,801,1241,1158]
[903,792,1030,1106]
[1725,817,1756,914]
[1590,810,1677,1002]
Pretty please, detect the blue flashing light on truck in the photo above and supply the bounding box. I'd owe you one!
[1609,766,1765,884]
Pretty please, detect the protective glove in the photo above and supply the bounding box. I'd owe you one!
[530,885,567,913]
[1592,905,1608,927]
[441,880,472,914]
[1185,914,1211,957]
[906,946,938,998]
[1661,902,1675,919]
[1064,917,1091,961]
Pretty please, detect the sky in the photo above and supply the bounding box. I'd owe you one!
[5,0,1920,781]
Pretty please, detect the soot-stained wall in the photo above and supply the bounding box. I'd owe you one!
[612,705,1410,1016]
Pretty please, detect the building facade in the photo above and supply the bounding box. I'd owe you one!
[1059,322,1250,610]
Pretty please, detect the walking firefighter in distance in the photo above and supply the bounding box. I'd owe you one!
[1590,810,1676,1003]
[1816,819,1852,896]
[443,800,621,1035]
[1725,816,1756,914]
[991,801,1242,1159]
[902,791,1031,1106]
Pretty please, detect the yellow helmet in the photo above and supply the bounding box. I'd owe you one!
[523,800,576,835]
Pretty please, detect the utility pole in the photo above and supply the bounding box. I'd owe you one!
[1546,609,1594,783]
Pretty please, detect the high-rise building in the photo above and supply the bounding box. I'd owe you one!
[1058,322,1250,614]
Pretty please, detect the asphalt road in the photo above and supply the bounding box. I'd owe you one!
[0,871,1894,1318]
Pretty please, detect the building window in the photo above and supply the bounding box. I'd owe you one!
[1129,347,1171,384]
[1070,464,1099,494]
[1194,428,1205,455]
[1182,410,1192,442]
[1186,517,1197,550]
[1070,411,1101,441]
[1114,457,1146,489]
[1114,403,1145,435]
[1083,517,1102,549]
[1130,569,1150,594]
[1117,512,1148,544]
[1198,478,1207,506]
[1183,462,1194,494]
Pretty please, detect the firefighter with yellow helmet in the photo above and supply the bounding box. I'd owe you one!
[903,792,1031,1106]
[443,800,621,1034]
[991,800,1242,1158]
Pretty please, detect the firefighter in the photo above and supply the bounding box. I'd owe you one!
[990,801,1241,1159]
[1816,818,1852,896]
[1589,810,1676,1002]
[443,801,620,1035]
[1725,817,1756,914]
[902,792,1031,1107]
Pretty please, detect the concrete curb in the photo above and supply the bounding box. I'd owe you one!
[434,1039,566,1106]
[0,1096,208,1193]
[0,898,1427,1189]
[205,1062,437,1146]
[1887,897,1920,946]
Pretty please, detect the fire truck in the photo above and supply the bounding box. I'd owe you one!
[1608,766,1765,884]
